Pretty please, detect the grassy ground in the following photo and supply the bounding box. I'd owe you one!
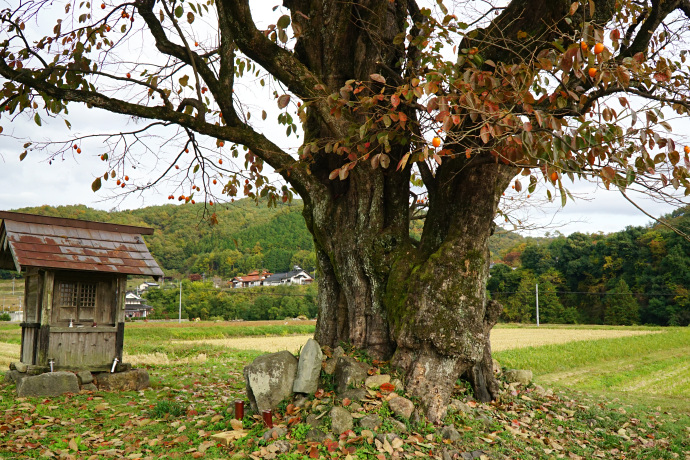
[0,323,688,459]
[495,326,690,414]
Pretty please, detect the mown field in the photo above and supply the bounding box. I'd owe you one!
[0,322,688,459]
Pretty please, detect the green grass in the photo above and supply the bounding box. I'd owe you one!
[1,323,690,458]
[495,326,690,412]
[494,327,689,374]
[124,323,315,341]
[0,322,315,344]
[0,324,21,344]
[495,322,664,331]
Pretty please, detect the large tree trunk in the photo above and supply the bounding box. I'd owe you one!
[308,158,514,422]
[283,0,527,422]
[284,0,518,422]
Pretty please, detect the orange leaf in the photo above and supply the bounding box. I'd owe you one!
[380,382,395,393]
[370,73,386,84]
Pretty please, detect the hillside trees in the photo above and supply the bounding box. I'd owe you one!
[604,278,639,325]
[490,205,690,326]
[3,1,690,420]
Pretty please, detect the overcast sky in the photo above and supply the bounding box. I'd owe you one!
[0,104,681,237]
[0,1,687,237]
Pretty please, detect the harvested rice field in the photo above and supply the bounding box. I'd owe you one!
[0,326,657,367]
[182,327,656,355]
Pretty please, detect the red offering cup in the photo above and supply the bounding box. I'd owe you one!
[234,400,244,420]
[262,409,273,428]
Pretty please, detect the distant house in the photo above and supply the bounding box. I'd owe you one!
[231,270,272,288]
[138,281,159,292]
[263,266,313,286]
[125,292,153,318]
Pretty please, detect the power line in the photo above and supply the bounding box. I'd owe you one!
[152,286,312,297]
[490,290,683,297]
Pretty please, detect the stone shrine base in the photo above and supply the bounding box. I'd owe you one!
[5,362,149,397]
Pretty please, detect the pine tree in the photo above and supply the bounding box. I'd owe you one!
[604,279,639,325]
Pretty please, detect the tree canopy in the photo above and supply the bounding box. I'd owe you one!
[2,0,690,420]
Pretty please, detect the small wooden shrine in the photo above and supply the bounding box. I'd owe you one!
[0,211,163,372]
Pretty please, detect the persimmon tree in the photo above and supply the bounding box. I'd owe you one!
[2,0,690,420]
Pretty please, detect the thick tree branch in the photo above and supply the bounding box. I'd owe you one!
[220,0,348,138]
[0,58,322,196]
[136,0,232,121]
[619,0,684,58]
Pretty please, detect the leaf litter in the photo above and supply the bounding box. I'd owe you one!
[0,351,688,459]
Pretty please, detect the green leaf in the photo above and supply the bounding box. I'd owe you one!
[34,113,42,126]
[277,15,291,29]
[91,177,102,192]
[179,75,189,87]
[193,164,200,173]
[174,6,183,18]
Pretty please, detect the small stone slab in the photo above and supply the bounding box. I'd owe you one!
[16,371,80,397]
[365,374,390,389]
[330,406,353,435]
[95,369,150,391]
[4,370,27,386]
[306,428,327,442]
[262,427,287,441]
[388,396,414,420]
[504,369,532,385]
[211,430,248,447]
[77,370,93,385]
[10,362,28,373]
[293,338,323,394]
[81,383,98,392]
[334,356,370,393]
[441,425,461,441]
[358,414,382,431]
[337,388,367,402]
[244,350,298,412]
[449,399,472,413]
[323,358,337,375]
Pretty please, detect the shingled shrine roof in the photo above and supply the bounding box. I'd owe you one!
[0,211,163,279]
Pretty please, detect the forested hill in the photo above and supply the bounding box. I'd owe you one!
[6,200,313,277]
[3,200,527,277]
[4,200,690,326]
[489,205,690,327]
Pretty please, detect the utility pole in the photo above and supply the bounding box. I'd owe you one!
[178,279,182,323]
[535,283,539,327]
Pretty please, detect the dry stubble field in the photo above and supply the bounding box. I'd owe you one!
[0,323,656,367]
[180,327,656,355]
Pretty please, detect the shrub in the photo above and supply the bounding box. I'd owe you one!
[0,313,11,321]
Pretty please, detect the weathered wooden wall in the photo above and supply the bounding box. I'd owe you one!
[48,328,119,370]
